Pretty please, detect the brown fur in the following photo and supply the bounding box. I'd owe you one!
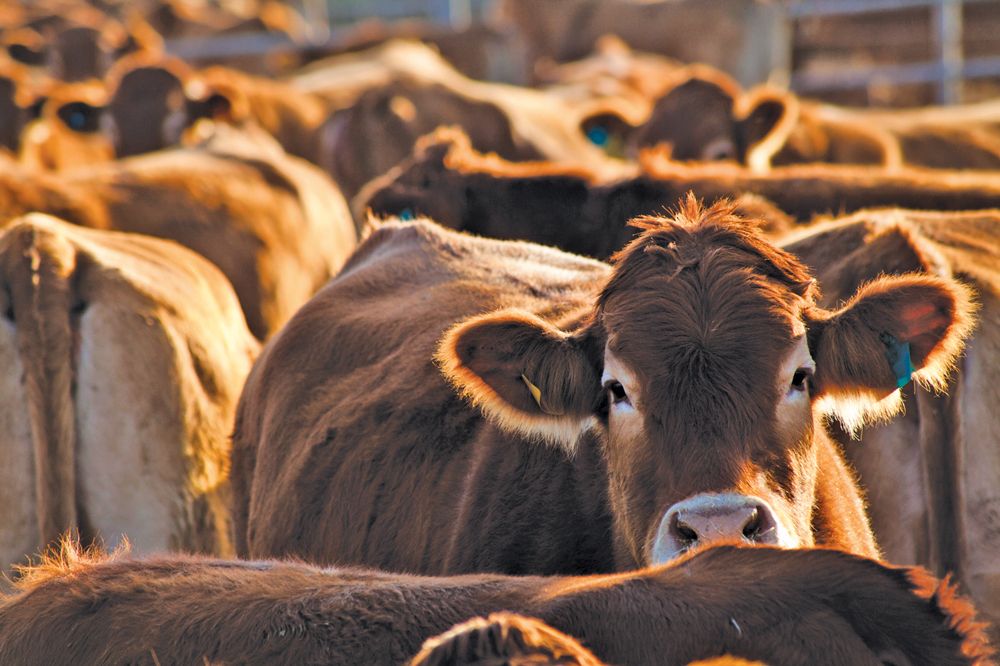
[781,208,1000,639]
[17,79,113,171]
[357,128,1000,258]
[0,214,259,582]
[408,614,607,666]
[233,200,973,577]
[0,543,992,666]
[0,125,357,339]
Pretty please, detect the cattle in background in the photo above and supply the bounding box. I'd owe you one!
[357,128,1000,259]
[295,40,624,197]
[233,200,975,578]
[17,79,114,171]
[0,125,358,339]
[102,53,194,157]
[184,65,329,164]
[781,208,1000,638]
[0,3,132,82]
[320,76,548,201]
[498,0,763,85]
[0,544,992,666]
[0,59,40,156]
[628,76,1000,172]
[0,214,259,580]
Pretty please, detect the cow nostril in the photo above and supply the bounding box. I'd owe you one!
[675,520,698,545]
[742,509,762,541]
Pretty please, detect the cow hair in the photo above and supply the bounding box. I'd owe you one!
[407,614,607,666]
[905,568,997,666]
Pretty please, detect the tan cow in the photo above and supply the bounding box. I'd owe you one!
[0,124,358,339]
[781,208,1000,637]
[232,199,973,578]
[0,213,259,580]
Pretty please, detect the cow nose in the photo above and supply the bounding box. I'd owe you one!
[650,494,784,564]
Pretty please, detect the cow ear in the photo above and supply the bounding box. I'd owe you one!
[736,87,798,172]
[436,309,602,449]
[808,274,976,432]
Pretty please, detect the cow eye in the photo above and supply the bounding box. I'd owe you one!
[791,368,812,391]
[608,381,629,404]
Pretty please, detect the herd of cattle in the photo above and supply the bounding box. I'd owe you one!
[0,1,1000,664]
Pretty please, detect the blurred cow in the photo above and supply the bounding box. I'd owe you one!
[0,214,259,579]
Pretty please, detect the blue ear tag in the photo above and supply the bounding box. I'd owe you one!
[587,126,609,147]
[880,333,914,389]
[398,208,414,221]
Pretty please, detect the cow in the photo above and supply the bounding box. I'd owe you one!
[295,40,624,196]
[356,127,1000,259]
[185,65,329,165]
[496,0,764,85]
[626,78,1000,172]
[0,544,992,666]
[779,207,1000,638]
[231,198,974,579]
[102,53,195,157]
[16,79,114,171]
[0,213,260,582]
[0,124,358,339]
[0,59,39,156]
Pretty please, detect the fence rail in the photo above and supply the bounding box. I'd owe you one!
[787,0,1000,104]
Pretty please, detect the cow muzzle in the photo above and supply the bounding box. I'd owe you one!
[649,493,796,564]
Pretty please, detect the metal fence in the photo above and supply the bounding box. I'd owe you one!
[787,0,1000,104]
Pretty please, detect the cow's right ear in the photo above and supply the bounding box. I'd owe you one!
[736,87,798,172]
[436,309,602,450]
[807,274,976,432]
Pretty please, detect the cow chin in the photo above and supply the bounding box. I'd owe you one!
[648,493,800,564]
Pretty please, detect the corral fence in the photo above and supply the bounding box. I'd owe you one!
[165,0,1000,106]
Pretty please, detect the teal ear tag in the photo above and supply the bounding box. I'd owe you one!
[880,333,914,389]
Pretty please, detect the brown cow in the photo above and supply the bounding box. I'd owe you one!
[356,128,1000,259]
[628,79,1000,172]
[17,79,114,171]
[232,199,973,577]
[0,544,992,666]
[780,208,1000,638]
[295,40,623,196]
[0,125,358,339]
[409,614,607,666]
[0,213,259,580]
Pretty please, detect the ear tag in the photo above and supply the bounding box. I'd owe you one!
[880,333,914,389]
[521,374,564,416]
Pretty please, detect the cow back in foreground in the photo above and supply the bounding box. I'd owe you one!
[233,200,973,576]
[0,545,992,666]
[781,208,1000,637]
[0,214,259,579]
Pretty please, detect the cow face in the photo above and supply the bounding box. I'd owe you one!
[438,198,974,570]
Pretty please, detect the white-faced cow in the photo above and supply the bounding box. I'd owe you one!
[232,198,974,576]
[781,207,1000,638]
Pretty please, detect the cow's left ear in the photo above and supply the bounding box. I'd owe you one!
[807,274,976,431]
[436,309,602,450]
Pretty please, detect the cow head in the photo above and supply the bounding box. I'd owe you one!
[437,197,974,570]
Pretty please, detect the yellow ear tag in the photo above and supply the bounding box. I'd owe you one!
[521,374,564,416]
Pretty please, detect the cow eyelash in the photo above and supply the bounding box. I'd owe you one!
[791,368,813,391]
